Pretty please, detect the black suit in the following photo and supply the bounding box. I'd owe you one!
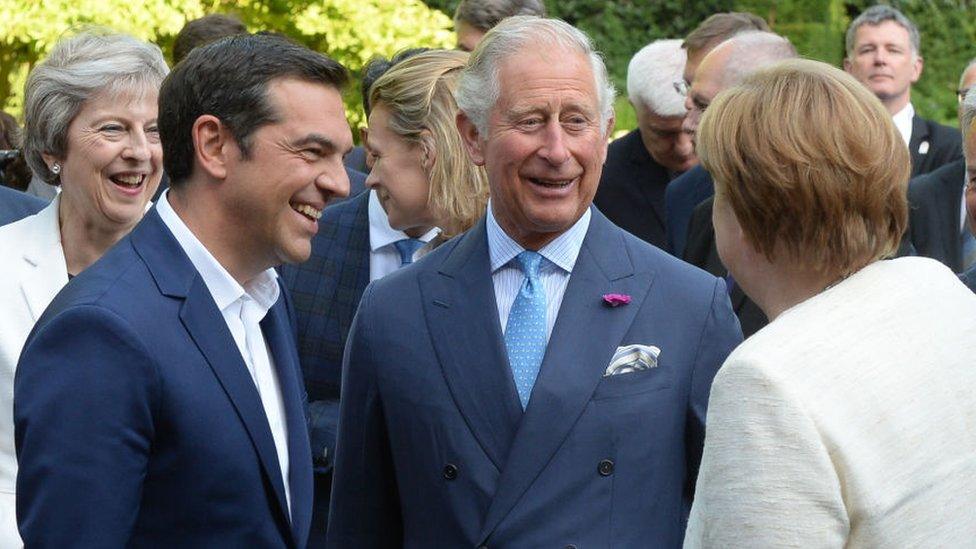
[908,158,966,272]
[683,196,768,338]
[594,129,673,250]
[909,115,963,177]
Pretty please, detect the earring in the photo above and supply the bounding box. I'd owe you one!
[51,163,61,175]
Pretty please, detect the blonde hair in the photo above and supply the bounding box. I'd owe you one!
[369,49,489,238]
[697,58,909,277]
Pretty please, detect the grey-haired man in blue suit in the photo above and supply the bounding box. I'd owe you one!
[327,16,742,548]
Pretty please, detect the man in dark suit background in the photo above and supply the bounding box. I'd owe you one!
[0,186,44,226]
[15,35,353,547]
[663,12,769,257]
[844,5,961,178]
[594,39,695,250]
[678,32,796,337]
[908,60,976,272]
[327,16,742,548]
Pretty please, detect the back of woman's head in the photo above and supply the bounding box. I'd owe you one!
[369,49,489,237]
[697,58,909,276]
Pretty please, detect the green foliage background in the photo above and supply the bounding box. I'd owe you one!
[1,0,975,133]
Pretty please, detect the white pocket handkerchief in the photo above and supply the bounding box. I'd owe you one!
[604,344,661,376]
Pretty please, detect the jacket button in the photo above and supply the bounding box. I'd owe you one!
[598,459,614,476]
[565,545,578,549]
[443,463,459,480]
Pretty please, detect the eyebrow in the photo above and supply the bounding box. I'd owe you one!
[292,133,351,155]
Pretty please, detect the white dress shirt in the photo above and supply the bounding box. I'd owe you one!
[891,102,915,147]
[368,190,440,281]
[157,191,292,516]
[487,202,590,340]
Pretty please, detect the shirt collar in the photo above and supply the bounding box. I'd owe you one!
[486,199,591,274]
[891,102,915,146]
[368,190,440,252]
[156,189,279,315]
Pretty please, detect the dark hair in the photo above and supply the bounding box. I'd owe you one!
[361,48,431,117]
[159,33,348,185]
[172,14,248,64]
[453,0,546,32]
[682,12,769,56]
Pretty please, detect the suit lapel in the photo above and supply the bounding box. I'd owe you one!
[131,210,295,539]
[478,211,655,541]
[419,220,522,472]
[262,294,313,547]
[19,200,68,321]
[909,115,930,177]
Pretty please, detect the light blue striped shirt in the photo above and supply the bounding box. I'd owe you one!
[487,202,591,341]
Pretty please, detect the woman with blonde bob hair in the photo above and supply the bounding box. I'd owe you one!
[365,49,488,240]
[685,59,976,546]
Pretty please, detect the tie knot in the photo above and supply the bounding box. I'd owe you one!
[514,250,543,280]
[394,238,425,266]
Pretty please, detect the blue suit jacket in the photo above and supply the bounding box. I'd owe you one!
[665,165,714,258]
[327,208,742,548]
[281,191,370,472]
[15,209,313,547]
[0,185,45,227]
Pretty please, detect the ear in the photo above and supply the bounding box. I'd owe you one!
[40,152,61,173]
[600,113,616,164]
[418,130,437,171]
[191,114,233,181]
[456,111,486,166]
[911,54,924,83]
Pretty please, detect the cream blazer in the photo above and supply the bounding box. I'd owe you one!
[0,197,65,548]
[686,257,976,547]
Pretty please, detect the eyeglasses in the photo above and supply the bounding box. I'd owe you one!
[959,87,972,103]
[673,79,689,97]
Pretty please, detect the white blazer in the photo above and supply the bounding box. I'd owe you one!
[685,257,976,548]
[0,197,66,547]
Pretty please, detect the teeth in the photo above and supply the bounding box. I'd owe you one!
[112,174,143,186]
[531,178,573,187]
[292,203,322,220]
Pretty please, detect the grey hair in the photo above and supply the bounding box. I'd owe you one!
[960,57,976,88]
[845,5,921,58]
[716,31,797,88]
[455,16,616,136]
[627,39,686,118]
[453,0,546,32]
[23,30,169,183]
[961,88,976,140]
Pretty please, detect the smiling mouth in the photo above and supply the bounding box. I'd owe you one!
[528,177,576,189]
[110,174,146,188]
[292,203,322,221]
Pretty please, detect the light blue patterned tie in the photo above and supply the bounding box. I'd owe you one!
[393,238,424,266]
[504,251,547,409]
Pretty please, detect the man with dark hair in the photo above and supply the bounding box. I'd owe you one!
[666,12,769,257]
[172,13,247,64]
[15,34,352,547]
[844,4,961,177]
[454,0,546,51]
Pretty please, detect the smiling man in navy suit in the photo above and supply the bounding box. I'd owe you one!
[327,17,742,548]
[15,35,353,547]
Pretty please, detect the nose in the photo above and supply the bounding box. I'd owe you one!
[319,165,351,201]
[123,130,152,162]
[682,110,699,137]
[675,129,695,158]
[537,120,571,165]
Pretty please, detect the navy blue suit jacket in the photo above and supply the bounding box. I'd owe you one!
[665,165,713,258]
[0,185,45,226]
[908,158,966,272]
[15,209,313,547]
[281,191,370,472]
[327,208,742,548]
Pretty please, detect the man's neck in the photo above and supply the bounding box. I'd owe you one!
[883,92,911,116]
[167,186,265,286]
